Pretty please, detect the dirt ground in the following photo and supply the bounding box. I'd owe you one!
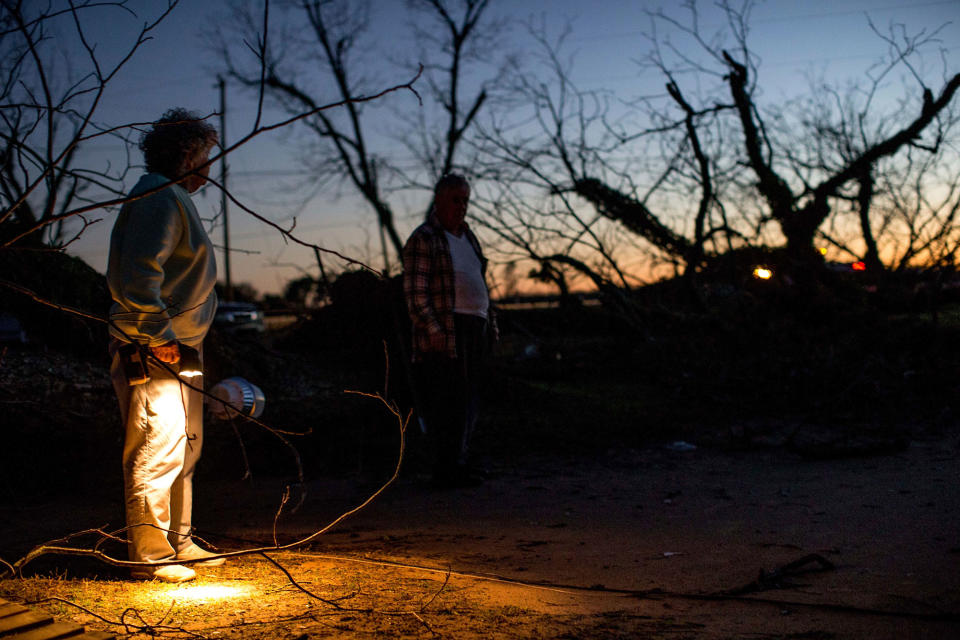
[3,434,959,639]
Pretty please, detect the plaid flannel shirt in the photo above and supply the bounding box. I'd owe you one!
[402,212,490,361]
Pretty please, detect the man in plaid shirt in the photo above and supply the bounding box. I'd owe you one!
[403,173,493,488]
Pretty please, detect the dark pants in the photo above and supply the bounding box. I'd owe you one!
[414,313,487,478]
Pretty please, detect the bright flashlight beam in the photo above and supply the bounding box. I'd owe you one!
[141,583,255,603]
[753,267,773,280]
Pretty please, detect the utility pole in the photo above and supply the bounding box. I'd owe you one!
[218,76,233,301]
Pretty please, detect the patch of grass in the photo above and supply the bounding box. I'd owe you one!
[1,551,701,639]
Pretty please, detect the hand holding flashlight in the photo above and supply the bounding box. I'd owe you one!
[151,341,181,364]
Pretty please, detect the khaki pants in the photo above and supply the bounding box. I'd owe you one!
[109,340,203,563]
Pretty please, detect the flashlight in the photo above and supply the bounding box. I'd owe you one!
[178,344,202,378]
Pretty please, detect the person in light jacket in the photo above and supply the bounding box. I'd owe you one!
[107,108,223,583]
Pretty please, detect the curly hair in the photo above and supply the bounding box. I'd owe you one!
[139,108,218,179]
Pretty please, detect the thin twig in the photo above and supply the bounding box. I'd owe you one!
[258,551,343,609]
[411,611,438,637]
[272,486,290,548]
[419,569,451,612]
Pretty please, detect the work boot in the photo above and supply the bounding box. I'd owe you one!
[177,543,227,567]
[131,564,197,583]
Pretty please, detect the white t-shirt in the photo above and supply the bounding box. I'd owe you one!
[445,230,489,318]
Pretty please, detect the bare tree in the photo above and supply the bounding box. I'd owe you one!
[212,0,503,274]
[471,17,741,302]
[396,0,504,183]
[651,1,960,268]
[0,0,174,248]
[773,19,960,275]
[473,1,960,301]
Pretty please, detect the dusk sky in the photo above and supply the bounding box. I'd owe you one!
[52,0,960,296]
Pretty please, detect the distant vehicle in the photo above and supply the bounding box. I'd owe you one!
[826,261,868,273]
[0,312,27,344]
[214,302,266,333]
